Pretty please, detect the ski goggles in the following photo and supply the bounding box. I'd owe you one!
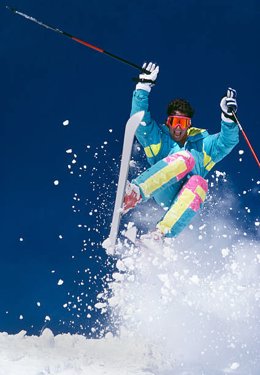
[166,115,191,129]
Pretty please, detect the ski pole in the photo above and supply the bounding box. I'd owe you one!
[232,111,260,168]
[4,5,150,74]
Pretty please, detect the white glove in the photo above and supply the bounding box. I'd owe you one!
[136,62,159,93]
[220,87,238,123]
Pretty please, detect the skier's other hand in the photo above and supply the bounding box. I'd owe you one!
[136,62,159,93]
[220,87,238,122]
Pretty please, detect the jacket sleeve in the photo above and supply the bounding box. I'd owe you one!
[130,89,163,164]
[203,120,239,165]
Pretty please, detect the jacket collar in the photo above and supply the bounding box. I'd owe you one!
[187,127,208,142]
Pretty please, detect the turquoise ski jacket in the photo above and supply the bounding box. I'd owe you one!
[130,89,239,178]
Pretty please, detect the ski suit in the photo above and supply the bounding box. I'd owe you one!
[130,89,239,237]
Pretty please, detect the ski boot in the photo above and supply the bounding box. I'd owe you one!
[122,181,142,214]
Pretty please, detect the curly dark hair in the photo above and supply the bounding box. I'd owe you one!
[167,98,194,118]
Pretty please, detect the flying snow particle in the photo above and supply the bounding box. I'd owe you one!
[94,302,107,310]
[230,362,240,370]
[57,279,64,286]
[63,120,69,126]
[238,150,244,155]
[19,237,24,242]
[116,259,127,272]
[112,272,125,282]
[190,275,200,285]
[123,223,137,243]
[58,235,63,239]
[129,160,137,167]
[66,149,73,154]
[215,170,226,178]
[54,180,59,186]
[36,302,41,307]
[19,315,23,320]
[45,316,51,321]
[221,248,230,257]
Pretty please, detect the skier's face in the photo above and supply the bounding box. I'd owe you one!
[167,111,191,144]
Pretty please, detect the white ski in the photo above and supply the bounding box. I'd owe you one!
[103,111,144,254]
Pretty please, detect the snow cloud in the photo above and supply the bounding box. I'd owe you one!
[1,176,259,375]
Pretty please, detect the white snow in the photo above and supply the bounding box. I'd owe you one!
[0,329,161,375]
[3,210,259,375]
[221,247,230,257]
[62,120,70,126]
[102,189,260,375]
[1,173,259,374]
[122,222,137,244]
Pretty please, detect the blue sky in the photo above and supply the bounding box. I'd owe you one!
[0,0,259,335]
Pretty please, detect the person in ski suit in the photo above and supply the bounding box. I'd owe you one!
[123,62,239,240]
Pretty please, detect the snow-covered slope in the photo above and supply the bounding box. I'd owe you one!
[0,328,161,375]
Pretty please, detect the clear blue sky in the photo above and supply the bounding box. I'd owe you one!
[0,0,259,335]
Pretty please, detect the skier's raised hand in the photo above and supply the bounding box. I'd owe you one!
[220,88,238,122]
[136,62,159,93]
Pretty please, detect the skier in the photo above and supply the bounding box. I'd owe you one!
[123,62,239,242]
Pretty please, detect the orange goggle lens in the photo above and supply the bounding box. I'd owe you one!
[167,115,191,129]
